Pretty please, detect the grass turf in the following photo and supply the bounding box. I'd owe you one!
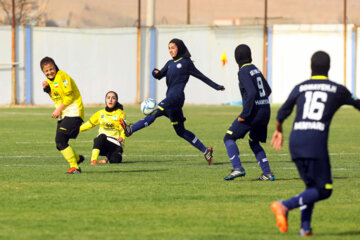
[0,105,359,240]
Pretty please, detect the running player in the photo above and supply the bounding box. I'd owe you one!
[120,38,225,165]
[41,57,85,174]
[270,51,360,236]
[223,44,274,181]
[80,91,126,165]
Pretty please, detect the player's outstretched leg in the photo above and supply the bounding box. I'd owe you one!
[203,146,213,165]
[270,201,289,232]
[223,134,246,180]
[248,139,274,181]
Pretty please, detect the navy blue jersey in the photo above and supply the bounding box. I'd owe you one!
[153,58,223,106]
[277,77,360,159]
[238,64,272,121]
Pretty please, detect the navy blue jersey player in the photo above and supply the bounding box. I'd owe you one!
[223,44,274,181]
[120,39,225,165]
[270,51,360,236]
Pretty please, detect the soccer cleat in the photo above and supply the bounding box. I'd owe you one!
[119,118,132,137]
[98,159,108,164]
[91,160,97,165]
[270,201,289,233]
[66,167,81,174]
[259,173,275,181]
[223,167,246,180]
[204,146,213,165]
[77,155,85,165]
[299,228,315,237]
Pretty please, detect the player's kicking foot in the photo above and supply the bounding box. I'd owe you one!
[77,155,85,165]
[98,159,108,164]
[119,118,132,137]
[299,228,315,237]
[259,173,275,181]
[91,160,97,165]
[66,167,81,174]
[224,167,246,180]
[204,147,213,165]
[270,201,288,232]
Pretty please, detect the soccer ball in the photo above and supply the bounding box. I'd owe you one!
[140,98,157,115]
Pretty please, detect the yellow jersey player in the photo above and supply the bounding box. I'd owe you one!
[80,91,127,165]
[41,57,85,174]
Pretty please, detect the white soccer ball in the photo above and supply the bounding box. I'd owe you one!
[140,98,157,115]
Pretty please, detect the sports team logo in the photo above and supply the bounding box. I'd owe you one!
[54,82,59,88]
[176,63,182,69]
[63,80,69,87]
[101,114,104,118]
[113,115,118,120]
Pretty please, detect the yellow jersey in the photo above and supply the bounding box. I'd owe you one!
[80,108,127,141]
[47,70,84,120]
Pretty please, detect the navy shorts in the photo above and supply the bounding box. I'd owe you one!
[227,117,268,142]
[157,98,186,124]
[294,158,332,189]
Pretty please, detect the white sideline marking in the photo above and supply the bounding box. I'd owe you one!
[15,139,182,144]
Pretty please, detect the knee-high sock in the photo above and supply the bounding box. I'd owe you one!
[132,115,157,133]
[300,203,314,231]
[91,149,100,161]
[283,188,320,210]
[249,140,271,174]
[224,139,241,169]
[61,146,79,168]
[181,130,206,153]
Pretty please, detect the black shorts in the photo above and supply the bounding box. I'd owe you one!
[56,117,83,139]
[157,98,186,124]
[227,117,268,143]
[94,134,123,163]
[294,158,332,189]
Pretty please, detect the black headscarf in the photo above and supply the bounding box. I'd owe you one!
[40,56,60,73]
[311,51,330,77]
[105,91,124,112]
[169,38,191,60]
[234,44,252,68]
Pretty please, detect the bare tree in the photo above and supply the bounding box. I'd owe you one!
[0,0,46,25]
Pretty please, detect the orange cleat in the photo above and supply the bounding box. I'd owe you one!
[98,159,108,164]
[271,201,289,232]
[66,167,81,174]
[91,160,97,165]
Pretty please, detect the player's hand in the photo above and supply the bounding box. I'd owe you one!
[117,137,124,143]
[42,81,49,88]
[52,108,62,118]
[270,130,283,150]
[220,86,225,91]
[237,117,245,122]
[153,69,159,74]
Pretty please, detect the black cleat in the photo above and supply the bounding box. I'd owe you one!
[259,173,275,181]
[224,167,246,181]
[204,147,213,165]
[77,155,85,165]
[119,118,132,137]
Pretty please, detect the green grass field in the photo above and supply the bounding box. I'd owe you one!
[0,105,359,240]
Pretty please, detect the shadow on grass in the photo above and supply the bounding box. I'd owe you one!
[321,230,360,236]
[84,169,168,174]
[212,160,255,166]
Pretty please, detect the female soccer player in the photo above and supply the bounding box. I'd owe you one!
[120,38,225,165]
[270,51,360,236]
[80,91,127,165]
[223,44,274,181]
[41,57,84,174]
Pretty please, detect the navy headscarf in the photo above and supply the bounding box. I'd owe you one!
[234,44,252,68]
[311,51,330,77]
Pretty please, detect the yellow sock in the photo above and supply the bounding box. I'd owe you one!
[91,149,100,161]
[61,146,79,169]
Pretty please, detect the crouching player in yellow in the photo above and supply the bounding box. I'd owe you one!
[80,91,127,165]
[41,57,85,174]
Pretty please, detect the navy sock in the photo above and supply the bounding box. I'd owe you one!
[224,139,241,169]
[181,130,206,152]
[300,203,314,231]
[249,141,271,174]
[131,115,157,133]
[283,188,320,210]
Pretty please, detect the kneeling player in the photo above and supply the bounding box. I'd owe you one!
[80,91,127,164]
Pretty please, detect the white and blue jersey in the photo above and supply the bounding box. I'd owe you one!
[277,76,360,159]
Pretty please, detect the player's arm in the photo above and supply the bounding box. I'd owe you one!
[118,112,127,142]
[270,120,284,150]
[238,73,257,121]
[79,111,100,132]
[188,61,225,91]
[340,85,360,110]
[42,81,51,97]
[152,61,169,79]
